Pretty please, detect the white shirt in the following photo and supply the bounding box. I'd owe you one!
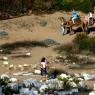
[41,62,46,68]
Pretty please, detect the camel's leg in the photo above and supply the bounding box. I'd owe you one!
[69,26,74,35]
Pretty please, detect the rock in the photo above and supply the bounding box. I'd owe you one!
[2,56,8,60]
[60,74,68,79]
[18,65,24,71]
[9,78,17,82]
[8,82,19,91]
[81,73,95,80]
[3,61,9,66]
[34,70,41,75]
[78,81,85,88]
[39,84,48,93]
[94,84,95,90]
[89,91,95,95]
[23,79,42,88]
[0,31,8,37]
[46,79,64,90]
[41,39,59,46]
[0,49,3,52]
[74,74,80,78]
[9,64,14,70]
[69,82,77,87]
[25,52,31,56]
[1,74,9,79]
[20,88,39,95]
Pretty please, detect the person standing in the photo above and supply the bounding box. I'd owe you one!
[40,57,48,76]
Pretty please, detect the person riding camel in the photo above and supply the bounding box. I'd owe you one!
[72,10,79,24]
[88,12,93,19]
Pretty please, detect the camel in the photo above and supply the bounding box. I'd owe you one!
[59,17,85,35]
[59,16,95,35]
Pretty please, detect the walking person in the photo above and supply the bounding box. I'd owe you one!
[40,57,48,76]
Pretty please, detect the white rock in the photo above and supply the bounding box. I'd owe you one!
[93,83,95,90]
[68,78,73,81]
[3,61,9,65]
[23,64,29,67]
[60,74,68,79]
[70,82,77,87]
[18,65,24,71]
[81,73,95,80]
[78,78,84,81]
[18,65,22,68]
[39,84,48,93]
[33,90,38,95]
[73,62,76,65]
[0,50,3,52]
[25,52,31,56]
[3,56,8,60]
[89,91,95,95]
[10,78,17,82]
[78,81,85,88]
[34,70,41,75]
[71,88,78,93]
[1,74,9,79]
[9,64,14,68]
[74,74,80,77]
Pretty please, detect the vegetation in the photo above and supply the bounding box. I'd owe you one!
[0,0,95,19]
[55,33,95,55]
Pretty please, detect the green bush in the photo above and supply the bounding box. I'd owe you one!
[73,33,88,44]
[55,33,95,55]
[58,0,73,11]
[54,44,73,54]
[57,0,94,13]
[74,34,95,53]
[77,0,93,13]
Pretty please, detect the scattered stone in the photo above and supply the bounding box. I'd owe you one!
[9,78,17,82]
[0,30,8,37]
[3,61,9,66]
[9,64,14,70]
[34,70,41,75]
[25,52,31,56]
[2,56,8,60]
[81,73,95,81]
[41,39,60,46]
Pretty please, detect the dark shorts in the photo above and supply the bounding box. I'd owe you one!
[41,68,47,76]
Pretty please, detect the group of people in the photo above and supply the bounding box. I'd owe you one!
[60,10,94,35]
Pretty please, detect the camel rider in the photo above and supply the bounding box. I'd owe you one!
[72,11,79,24]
